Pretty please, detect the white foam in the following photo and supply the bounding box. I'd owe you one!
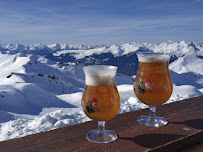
[85,75,115,86]
[137,54,170,63]
[83,65,117,86]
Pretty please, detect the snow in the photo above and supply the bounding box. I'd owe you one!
[50,41,203,60]
[169,84,203,103]
[169,54,203,75]
[0,110,89,141]
[56,92,83,107]
[0,41,202,142]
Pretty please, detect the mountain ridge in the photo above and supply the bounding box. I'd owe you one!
[0,41,202,56]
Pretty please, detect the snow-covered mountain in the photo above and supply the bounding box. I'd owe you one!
[1,41,202,55]
[0,44,53,55]
[2,41,202,75]
[0,41,202,141]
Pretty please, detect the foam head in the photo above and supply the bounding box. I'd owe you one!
[137,52,170,63]
[83,65,117,86]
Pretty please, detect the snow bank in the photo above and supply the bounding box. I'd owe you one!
[0,110,90,141]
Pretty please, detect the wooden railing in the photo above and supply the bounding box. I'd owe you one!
[0,95,203,152]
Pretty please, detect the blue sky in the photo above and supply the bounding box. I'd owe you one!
[0,0,203,45]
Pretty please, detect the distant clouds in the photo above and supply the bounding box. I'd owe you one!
[0,0,203,44]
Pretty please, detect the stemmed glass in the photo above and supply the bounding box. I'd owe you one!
[82,65,120,143]
[134,53,173,127]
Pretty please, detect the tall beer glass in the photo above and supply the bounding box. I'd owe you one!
[82,65,120,143]
[134,53,173,127]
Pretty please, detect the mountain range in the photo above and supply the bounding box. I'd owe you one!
[0,41,202,141]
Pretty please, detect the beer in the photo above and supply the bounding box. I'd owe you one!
[82,85,120,121]
[82,65,120,121]
[134,55,173,106]
[82,65,120,143]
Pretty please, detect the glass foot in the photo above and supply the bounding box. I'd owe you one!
[137,115,168,127]
[86,130,117,144]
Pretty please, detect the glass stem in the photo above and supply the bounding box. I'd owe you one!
[149,106,156,122]
[98,121,105,132]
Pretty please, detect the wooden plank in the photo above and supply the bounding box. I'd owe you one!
[148,131,203,152]
[182,142,203,152]
[0,95,202,152]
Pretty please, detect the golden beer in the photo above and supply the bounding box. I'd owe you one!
[134,53,173,127]
[134,61,173,106]
[82,85,120,121]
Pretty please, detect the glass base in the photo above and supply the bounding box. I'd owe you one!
[137,115,168,127]
[86,130,117,144]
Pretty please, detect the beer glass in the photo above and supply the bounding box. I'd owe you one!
[82,65,120,144]
[134,53,173,127]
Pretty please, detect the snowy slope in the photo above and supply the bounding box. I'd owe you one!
[0,41,202,141]
[169,54,203,75]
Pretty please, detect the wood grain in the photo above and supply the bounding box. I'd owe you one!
[0,96,202,152]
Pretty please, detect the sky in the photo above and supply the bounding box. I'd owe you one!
[0,0,203,45]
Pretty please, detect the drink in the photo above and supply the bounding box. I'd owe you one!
[134,61,173,106]
[82,85,120,121]
[82,65,120,143]
[134,53,173,127]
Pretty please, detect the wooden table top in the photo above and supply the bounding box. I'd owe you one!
[0,96,203,152]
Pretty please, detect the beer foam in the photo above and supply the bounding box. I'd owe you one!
[137,53,170,63]
[83,65,117,86]
[85,75,115,86]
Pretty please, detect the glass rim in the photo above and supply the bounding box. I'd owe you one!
[136,52,171,56]
[136,52,171,63]
[83,65,118,70]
